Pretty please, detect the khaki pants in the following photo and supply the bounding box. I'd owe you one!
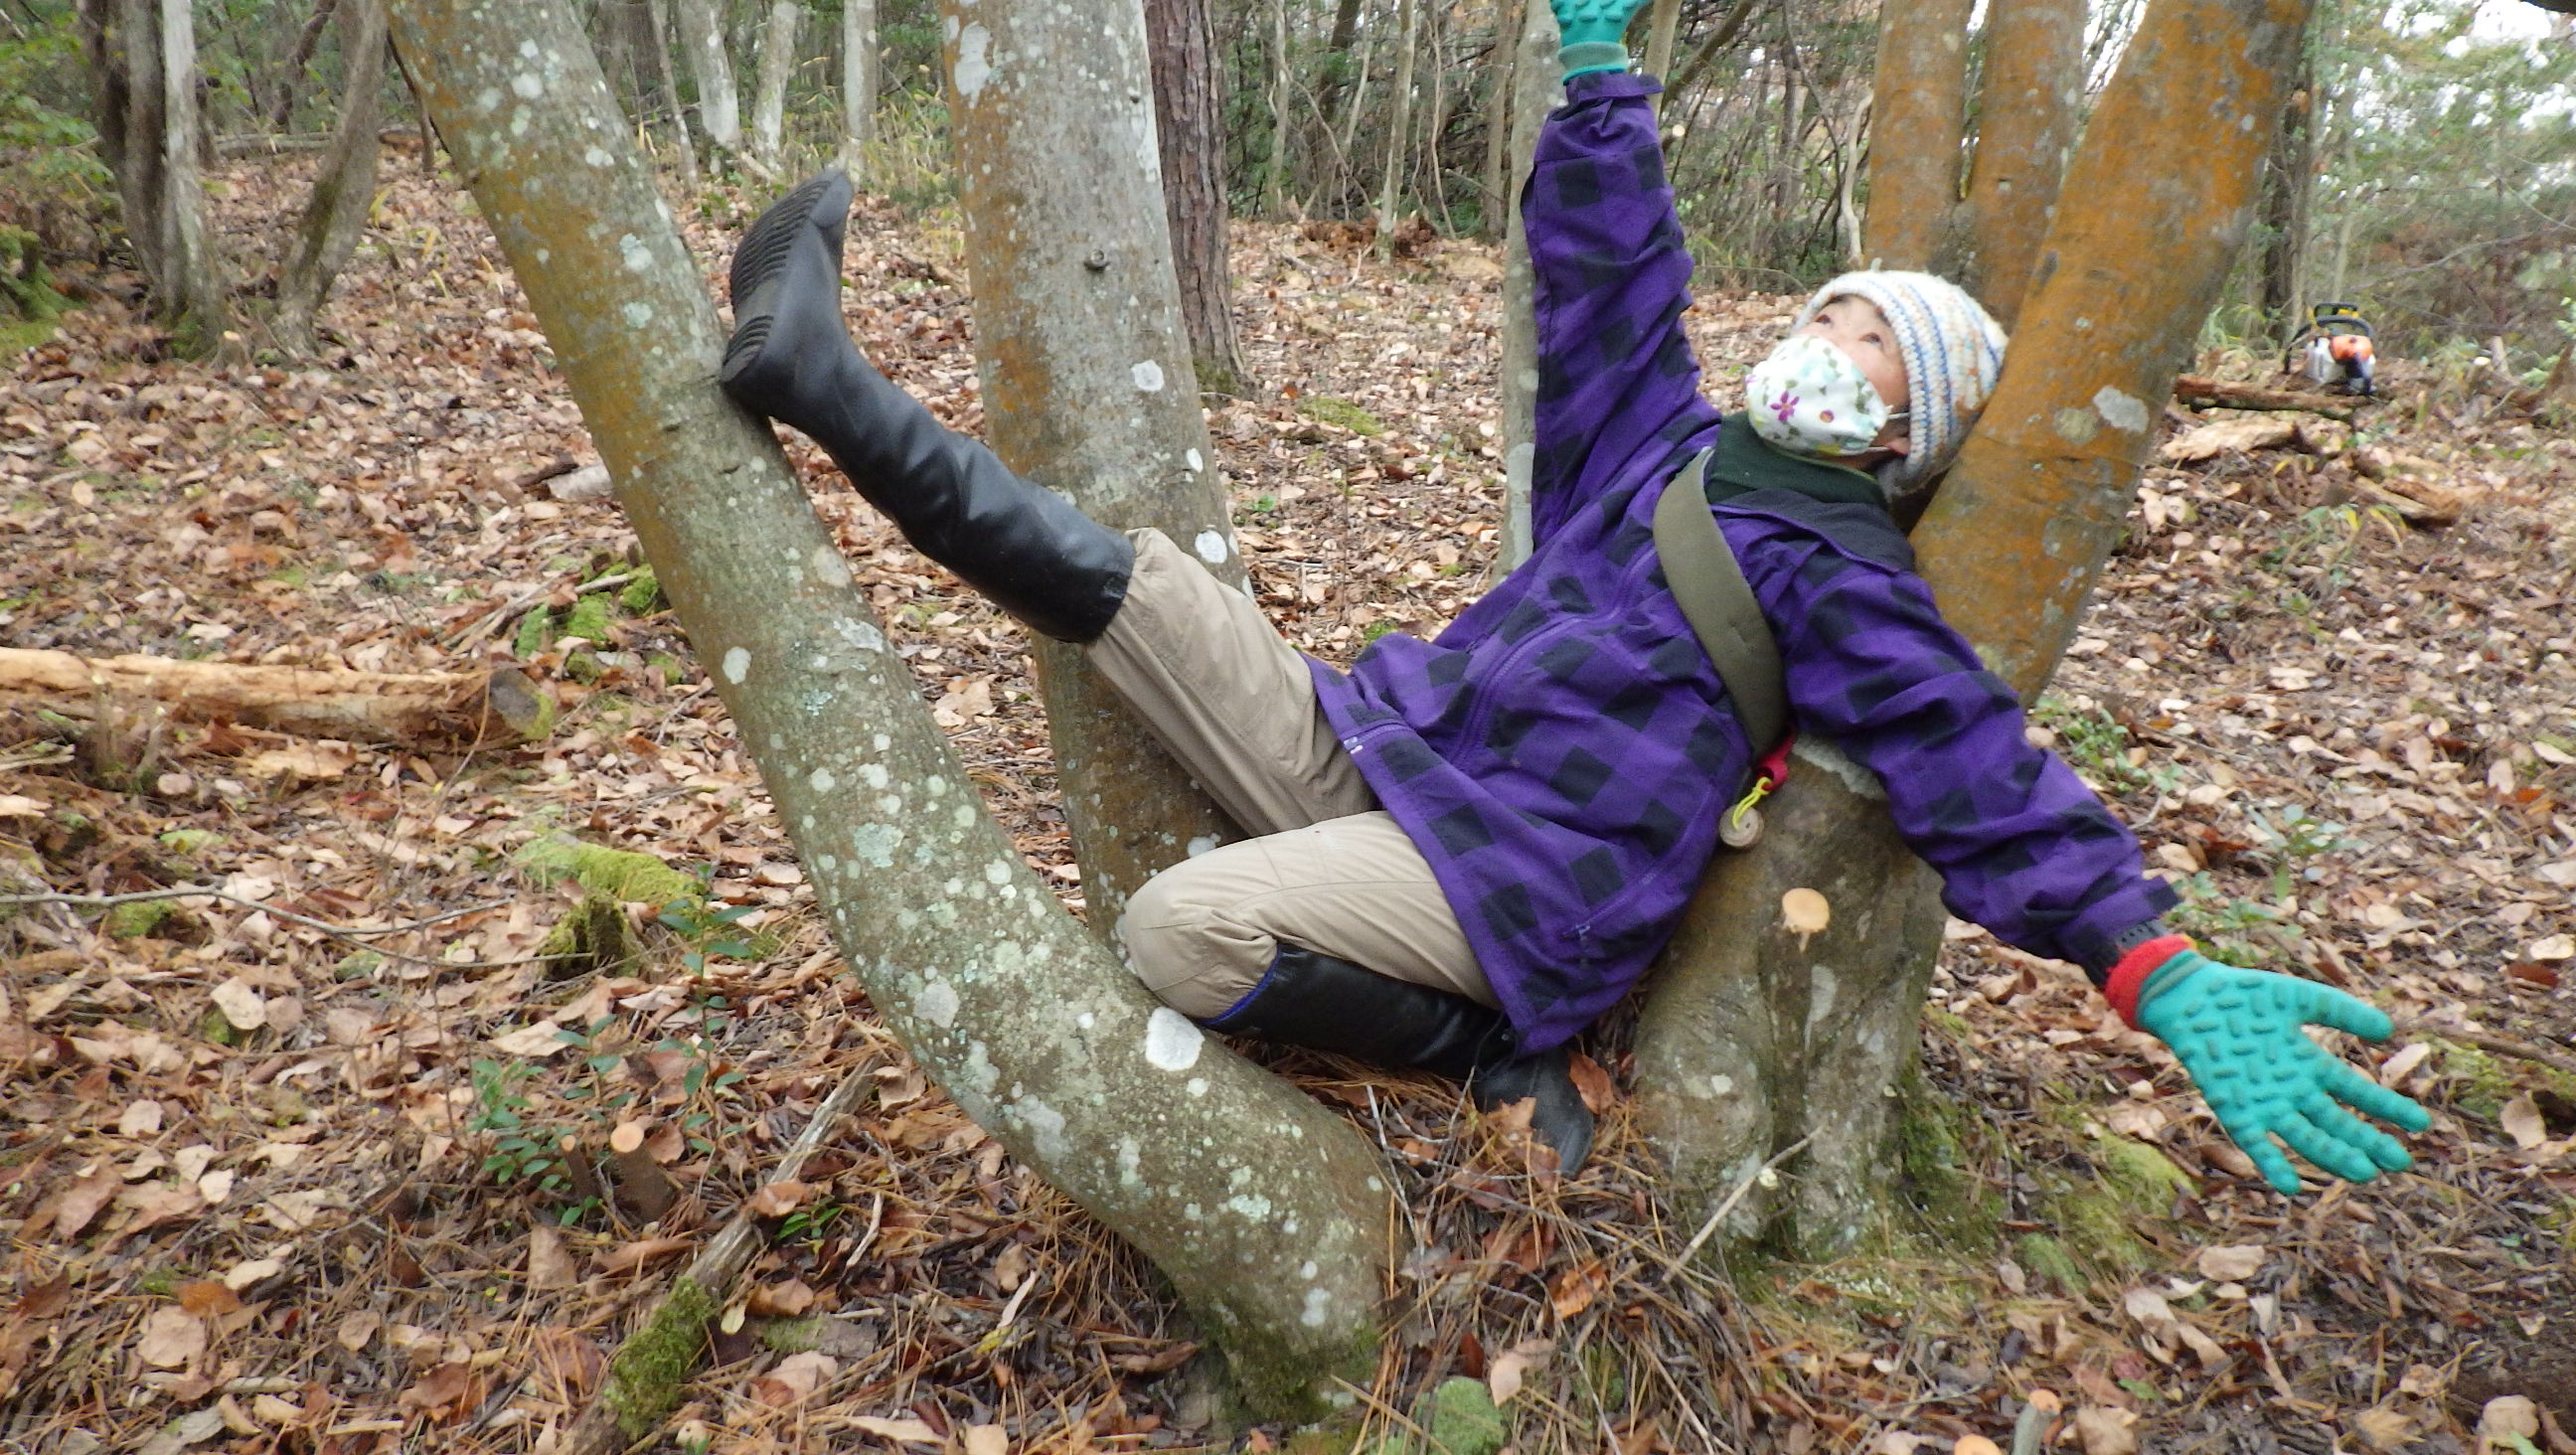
[1085,529,1494,1019]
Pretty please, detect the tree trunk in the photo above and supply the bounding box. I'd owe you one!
[1478,0,1524,239]
[385,0,1395,1419]
[1958,0,2084,327]
[749,0,797,165]
[1145,0,1253,395]
[0,648,551,748]
[1372,0,1419,251]
[840,0,875,172]
[275,0,390,353]
[674,0,739,153]
[644,0,700,184]
[81,0,227,344]
[1641,0,1683,95]
[1262,0,1292,216]
[1635,0,2314,1260]
[1857,0,1971,269]
[267,0,340,131]
[935,0,1248,930]
[2257,48,2315,342]
[1497,0,1557,568]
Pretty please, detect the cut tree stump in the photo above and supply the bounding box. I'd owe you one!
[0,649,552,748]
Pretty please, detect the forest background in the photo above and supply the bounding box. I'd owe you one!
[2,0,2575,1452]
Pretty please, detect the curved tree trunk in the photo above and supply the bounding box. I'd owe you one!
[749,0,797,166]
[386,0,1395,1420]
[675,0,739,154]
[1958,0,2085,327]
[1636,0,2315,1260]
[1145,0,1253,395]
[275,0,390,353]
[1857,0,1971,269]
[934,0,1247,932]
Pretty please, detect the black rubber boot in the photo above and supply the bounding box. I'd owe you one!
[718,169,1133,644]
[1205,945,1597,1173]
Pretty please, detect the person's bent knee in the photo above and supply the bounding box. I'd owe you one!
[1116,862,1273,1021]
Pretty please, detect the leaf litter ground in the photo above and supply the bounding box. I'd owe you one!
[1,154,2572,1455]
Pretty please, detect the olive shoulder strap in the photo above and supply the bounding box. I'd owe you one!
[1651,446,1788,753]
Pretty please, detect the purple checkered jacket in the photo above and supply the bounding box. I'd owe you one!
[1303,71,2175,1051]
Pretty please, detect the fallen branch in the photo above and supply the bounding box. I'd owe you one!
[2174,375,2361,418]
[564,1066,878,1455]
[2399,1017,2576,1080]
[0,886,530,967]
[0,648,550,748]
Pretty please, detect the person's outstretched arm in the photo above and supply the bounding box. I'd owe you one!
[1523,56,1722,548]
[1771,547,2429,1195]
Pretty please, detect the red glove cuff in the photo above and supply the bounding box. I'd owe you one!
[2105,934,2192,1030]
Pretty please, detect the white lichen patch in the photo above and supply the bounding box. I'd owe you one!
[1015,1096,1069,1161]
[722,646,751,683]
[1794,736,1886,800]
[1185,448,1204,473]
[984,860,1012,885]
[1192,529,1227,565]
[619,234,650,272]
[2092,386,2150,434]
[1185,1076,1208,1097]
[1132,360,1166,394]
[811,545,852,587]
[850,823,901,868]
[953,23,994,99]
[1302,1287,1335,1328]
[583,146,612,168]
[810,766,837,793]
[623,301,654,329]
[1185,835,1219,858]
[917,978,960,1029]
[1144,1008,1203,1071]
[512,73,543,99]
[1224,1194,1273,1220]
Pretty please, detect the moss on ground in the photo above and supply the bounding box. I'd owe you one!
[601,1274,718,1443]
[1299,397,1385,436]
[515,836,700,906]
[533,891,645,978]
[105,899,175,938]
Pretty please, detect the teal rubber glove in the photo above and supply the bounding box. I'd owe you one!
[2130,949,2431,1196]
[1552,0,1646,79]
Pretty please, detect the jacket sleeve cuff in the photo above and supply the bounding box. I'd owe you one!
[2104,932,2193,1030]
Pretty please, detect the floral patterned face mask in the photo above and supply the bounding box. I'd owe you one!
[1742,334,1900,459]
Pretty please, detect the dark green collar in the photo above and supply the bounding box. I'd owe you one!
[1701,412,1889,511]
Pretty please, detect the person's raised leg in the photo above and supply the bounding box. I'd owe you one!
[1083,529,1376,838]
[1119,813,1595,1171]
[719,169,1131,645]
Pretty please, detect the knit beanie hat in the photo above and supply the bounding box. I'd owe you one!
[1790,270,2009,492]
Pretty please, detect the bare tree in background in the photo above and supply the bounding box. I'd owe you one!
[841,0,877,172]
[749,0,799,166]
[275,0,390,352]
[80,0,227,346]
[675,0,740,155]
[1145,0,1253,395]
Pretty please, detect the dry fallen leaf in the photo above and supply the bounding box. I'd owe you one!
[1548,1260,1607,1319]
[1954,1438,2004,1455]
[1488,1338,1553,1404]
[962,1425,1008,1455]
[136,1308,207,1369]
[39,1167,120,1241]
[528,1221,576,1289]
[175,1280,242,1318]
[2482,1396,2542,1453]
[210,978,267,1032]
[746,1277,817,1318]
[750,1351,839,1408]
[848,1414,941,1444]
[2500,1093,2547,1151]
[745,1180,813,1218]
[337,1310,382,1353]
[595,1235,693,1273]
[2073,1406,2139,1455]
[2353,1405,2417,1452]
[246,742,359,781]
[2195,1244,2267,1282]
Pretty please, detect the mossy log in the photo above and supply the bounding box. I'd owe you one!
[0,649,551,748]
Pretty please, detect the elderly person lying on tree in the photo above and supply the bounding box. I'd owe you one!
[710,0,2430,1189]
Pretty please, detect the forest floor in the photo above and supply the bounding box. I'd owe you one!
[2,148,2573,1455]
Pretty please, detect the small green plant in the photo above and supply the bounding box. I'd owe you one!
[655,894,761,976]
[777,1199,844,1244]
[2166,873,2298,968]
[471,1056,569,1197]
[2032,696,2150,792]
[1299,397,1386,436]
